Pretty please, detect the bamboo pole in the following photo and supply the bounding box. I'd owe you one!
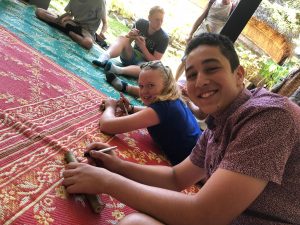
[64,151,105,214]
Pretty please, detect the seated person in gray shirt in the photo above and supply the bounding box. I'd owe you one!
[63,33,300,225]
[92,5,169,78]
[35,0,107,50]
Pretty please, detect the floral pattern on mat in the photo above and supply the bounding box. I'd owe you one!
[0,25,182,225]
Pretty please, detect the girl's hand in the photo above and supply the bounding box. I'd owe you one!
[117,93,130,114]
[103,97,118,109]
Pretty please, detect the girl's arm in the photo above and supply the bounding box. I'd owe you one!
[99,104,160,134]
[118,93,145,114]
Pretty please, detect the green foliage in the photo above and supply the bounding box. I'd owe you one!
[108,17,129,36]
[258,60,290,88]
[105,17,130,44]
[237,42,299,89]
[107,0,135,22]
[49,0,68,12]
[236,44,264,85]
[169,27,185,48]
[276,0,300,9]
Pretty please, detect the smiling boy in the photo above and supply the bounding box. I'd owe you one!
[63,33,300,224]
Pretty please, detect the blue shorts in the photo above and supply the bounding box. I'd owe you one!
[120,49,145,66]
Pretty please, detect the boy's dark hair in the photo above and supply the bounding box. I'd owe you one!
[185,33,240,72]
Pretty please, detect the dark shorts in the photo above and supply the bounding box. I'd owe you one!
[120,49,146,66]
[47,19,94,40]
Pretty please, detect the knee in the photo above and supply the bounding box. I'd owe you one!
[81,39,93,50]
[69,33,93,50]
[118,213,145,225]
[82,39,93,50]
[117,36,131,45]
[35,8,44,18]
[118,212,163,225]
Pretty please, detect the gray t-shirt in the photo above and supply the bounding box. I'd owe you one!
[65,0,106,35]
[190,88,300,224]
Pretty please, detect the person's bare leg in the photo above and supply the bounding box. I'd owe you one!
[120,65,141,78]
[118,212,164,225]
[94,36,134,66]
[69,29,94,50]
[36,8,93,50]
[35,8,59,23]
[126,85,140,97]
[107,36,134,59]
[105,63,141,78]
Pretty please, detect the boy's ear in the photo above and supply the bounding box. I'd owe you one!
[235,65,245,85]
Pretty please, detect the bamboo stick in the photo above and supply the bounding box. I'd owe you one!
[64,151,105,214]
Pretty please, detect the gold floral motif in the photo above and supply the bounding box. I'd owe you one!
[55,186,67,199]
[112,209,125,221]
[0,188,17,220]
[33,194,58,224]
[118,148,165,165]
[0,189,16,204]
[0,92,15,104]
[37,171,54,184]
[34,210,54,225]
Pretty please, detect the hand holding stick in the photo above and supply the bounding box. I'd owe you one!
[83,146,117,157]
[119,94,128,115]
[64,151,105,214]
[125,23,140,38]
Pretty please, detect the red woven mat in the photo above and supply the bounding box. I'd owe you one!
[0,26,199,224]
[0,25,168,224]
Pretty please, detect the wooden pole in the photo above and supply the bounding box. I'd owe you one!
[220,0,263,43]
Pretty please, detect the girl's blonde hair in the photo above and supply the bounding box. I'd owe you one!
[140,60,181,102]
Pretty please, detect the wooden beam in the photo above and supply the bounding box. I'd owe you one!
[220,0,262,42]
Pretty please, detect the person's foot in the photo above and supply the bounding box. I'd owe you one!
[92,52,110,67]
[95,37,109,50]
[104,61,123,74]
[105,72,127,92]
[92,59,107,67]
